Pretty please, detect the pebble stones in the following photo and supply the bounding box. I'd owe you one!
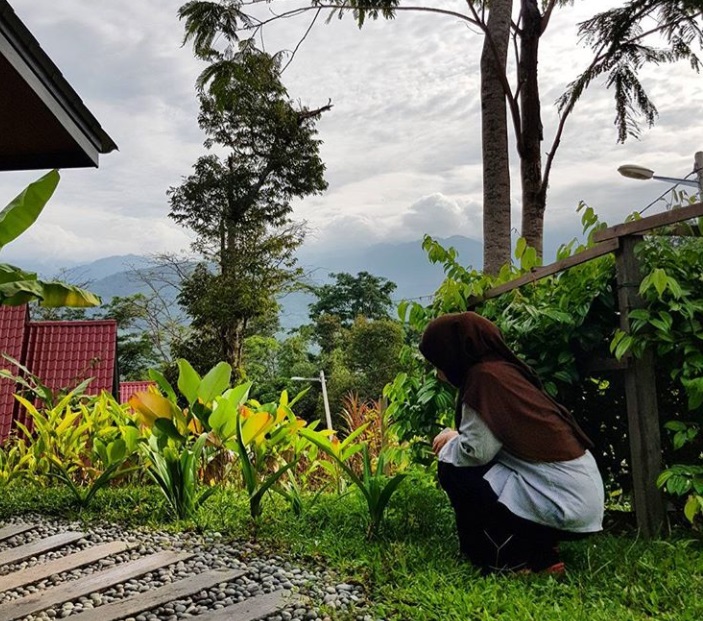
[0,515,383,621]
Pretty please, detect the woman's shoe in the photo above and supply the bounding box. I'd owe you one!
[542,561,566,576]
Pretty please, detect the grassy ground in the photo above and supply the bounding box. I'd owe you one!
[1,475,702,621]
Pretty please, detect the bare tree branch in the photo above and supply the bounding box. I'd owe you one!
[540,0,559,35]
[238,1,480,29]
[281,7,323,73]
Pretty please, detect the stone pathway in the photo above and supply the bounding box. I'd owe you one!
[0,518,377,621]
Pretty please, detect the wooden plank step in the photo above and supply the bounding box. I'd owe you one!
[0,524,35,542]
[195,590,292,621]
[0,541,139,593]
[0,531,84,567]
[66,567,246,621]
[0,550,194,621]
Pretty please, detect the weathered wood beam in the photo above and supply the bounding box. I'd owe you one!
[467,238,620,307]
[0,523,35,542]
[66,568,246,621]
[594,202,703,242]
[616,235,665,537]
[652,223,701,237]
[0,541,138,593]
[0,531,83,567]
[0,551,193,621]
[196,591,293,621]
[582,357,629,373]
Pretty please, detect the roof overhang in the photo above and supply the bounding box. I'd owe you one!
[0,1,117,171]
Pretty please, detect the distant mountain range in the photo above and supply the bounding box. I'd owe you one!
[36,236,483,330]
[284,235,482,328]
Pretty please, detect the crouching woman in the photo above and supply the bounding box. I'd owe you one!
[419,312,604,575]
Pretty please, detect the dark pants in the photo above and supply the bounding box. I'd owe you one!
[438,461,586,574]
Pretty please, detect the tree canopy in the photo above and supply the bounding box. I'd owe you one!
[177,1,703,273]
[168,16,330,374]
[309,271,397,327]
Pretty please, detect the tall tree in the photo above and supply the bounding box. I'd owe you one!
[242,331,320,420]
[172,228,299,372]
[480,0,513,273]
[304,271,401,417]
[168,28,329,374]
[179,1,703,272]
[345,315,404,399]
[308,271,397,327]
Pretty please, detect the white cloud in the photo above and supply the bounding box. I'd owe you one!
[397,193,482,241]
[1,0,702,270]
[303,214,383,250]
[2,208,193,268]
[300,191,483,251]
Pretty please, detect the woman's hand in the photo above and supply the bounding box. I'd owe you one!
[432,429,458,456]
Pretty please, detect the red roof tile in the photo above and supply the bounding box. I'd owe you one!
[0,305,29,441]
[119,380,156,404]
[24,319,118,397]
[0,307,119,443]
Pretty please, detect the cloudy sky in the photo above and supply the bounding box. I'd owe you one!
[2,0,702,272]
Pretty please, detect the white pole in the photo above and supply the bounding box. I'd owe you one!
[319,370,333,430]
[695,151,703,198]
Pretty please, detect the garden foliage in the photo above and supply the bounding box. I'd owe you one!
[2,202,702,530]
[384,203,703,526]
[0,358,408,535]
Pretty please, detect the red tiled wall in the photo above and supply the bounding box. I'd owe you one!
[0,305,29,441]
[24,320,118,397]
[0,308,119,444]
[119,380,156,403]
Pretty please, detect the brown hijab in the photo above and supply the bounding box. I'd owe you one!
[419,312,593,462]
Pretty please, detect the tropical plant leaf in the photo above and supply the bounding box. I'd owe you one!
[249,460,297,512]
[209,398,236,440]
[154,418,186,442]
[0,276,46,306]
[0,272,100,307]
[0,263,37,284]
[683,494,701,523]
[198,361,231,404]
[0,170,59,249]
[288,386,310,408]
[148,368,177,402]
[240,411,272,445]
[129,391,176,427]
[34,281,101,307]
[107,439,127,464]
[235,414,256,495]
[222,381,252,408]
[377,473,407,516]
[177,359,201,404]
[299,429,366,499]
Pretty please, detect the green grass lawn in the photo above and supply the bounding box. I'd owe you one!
[1,475,701,621]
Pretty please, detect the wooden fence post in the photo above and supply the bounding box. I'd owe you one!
[616,235,665,537]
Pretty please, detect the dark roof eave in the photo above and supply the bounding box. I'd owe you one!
[0,0,117,158]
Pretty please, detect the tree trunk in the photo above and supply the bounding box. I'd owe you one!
[518,0,546,257]
[223,317,247,379]
[480,0,513,275]
[222,154,234,277]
